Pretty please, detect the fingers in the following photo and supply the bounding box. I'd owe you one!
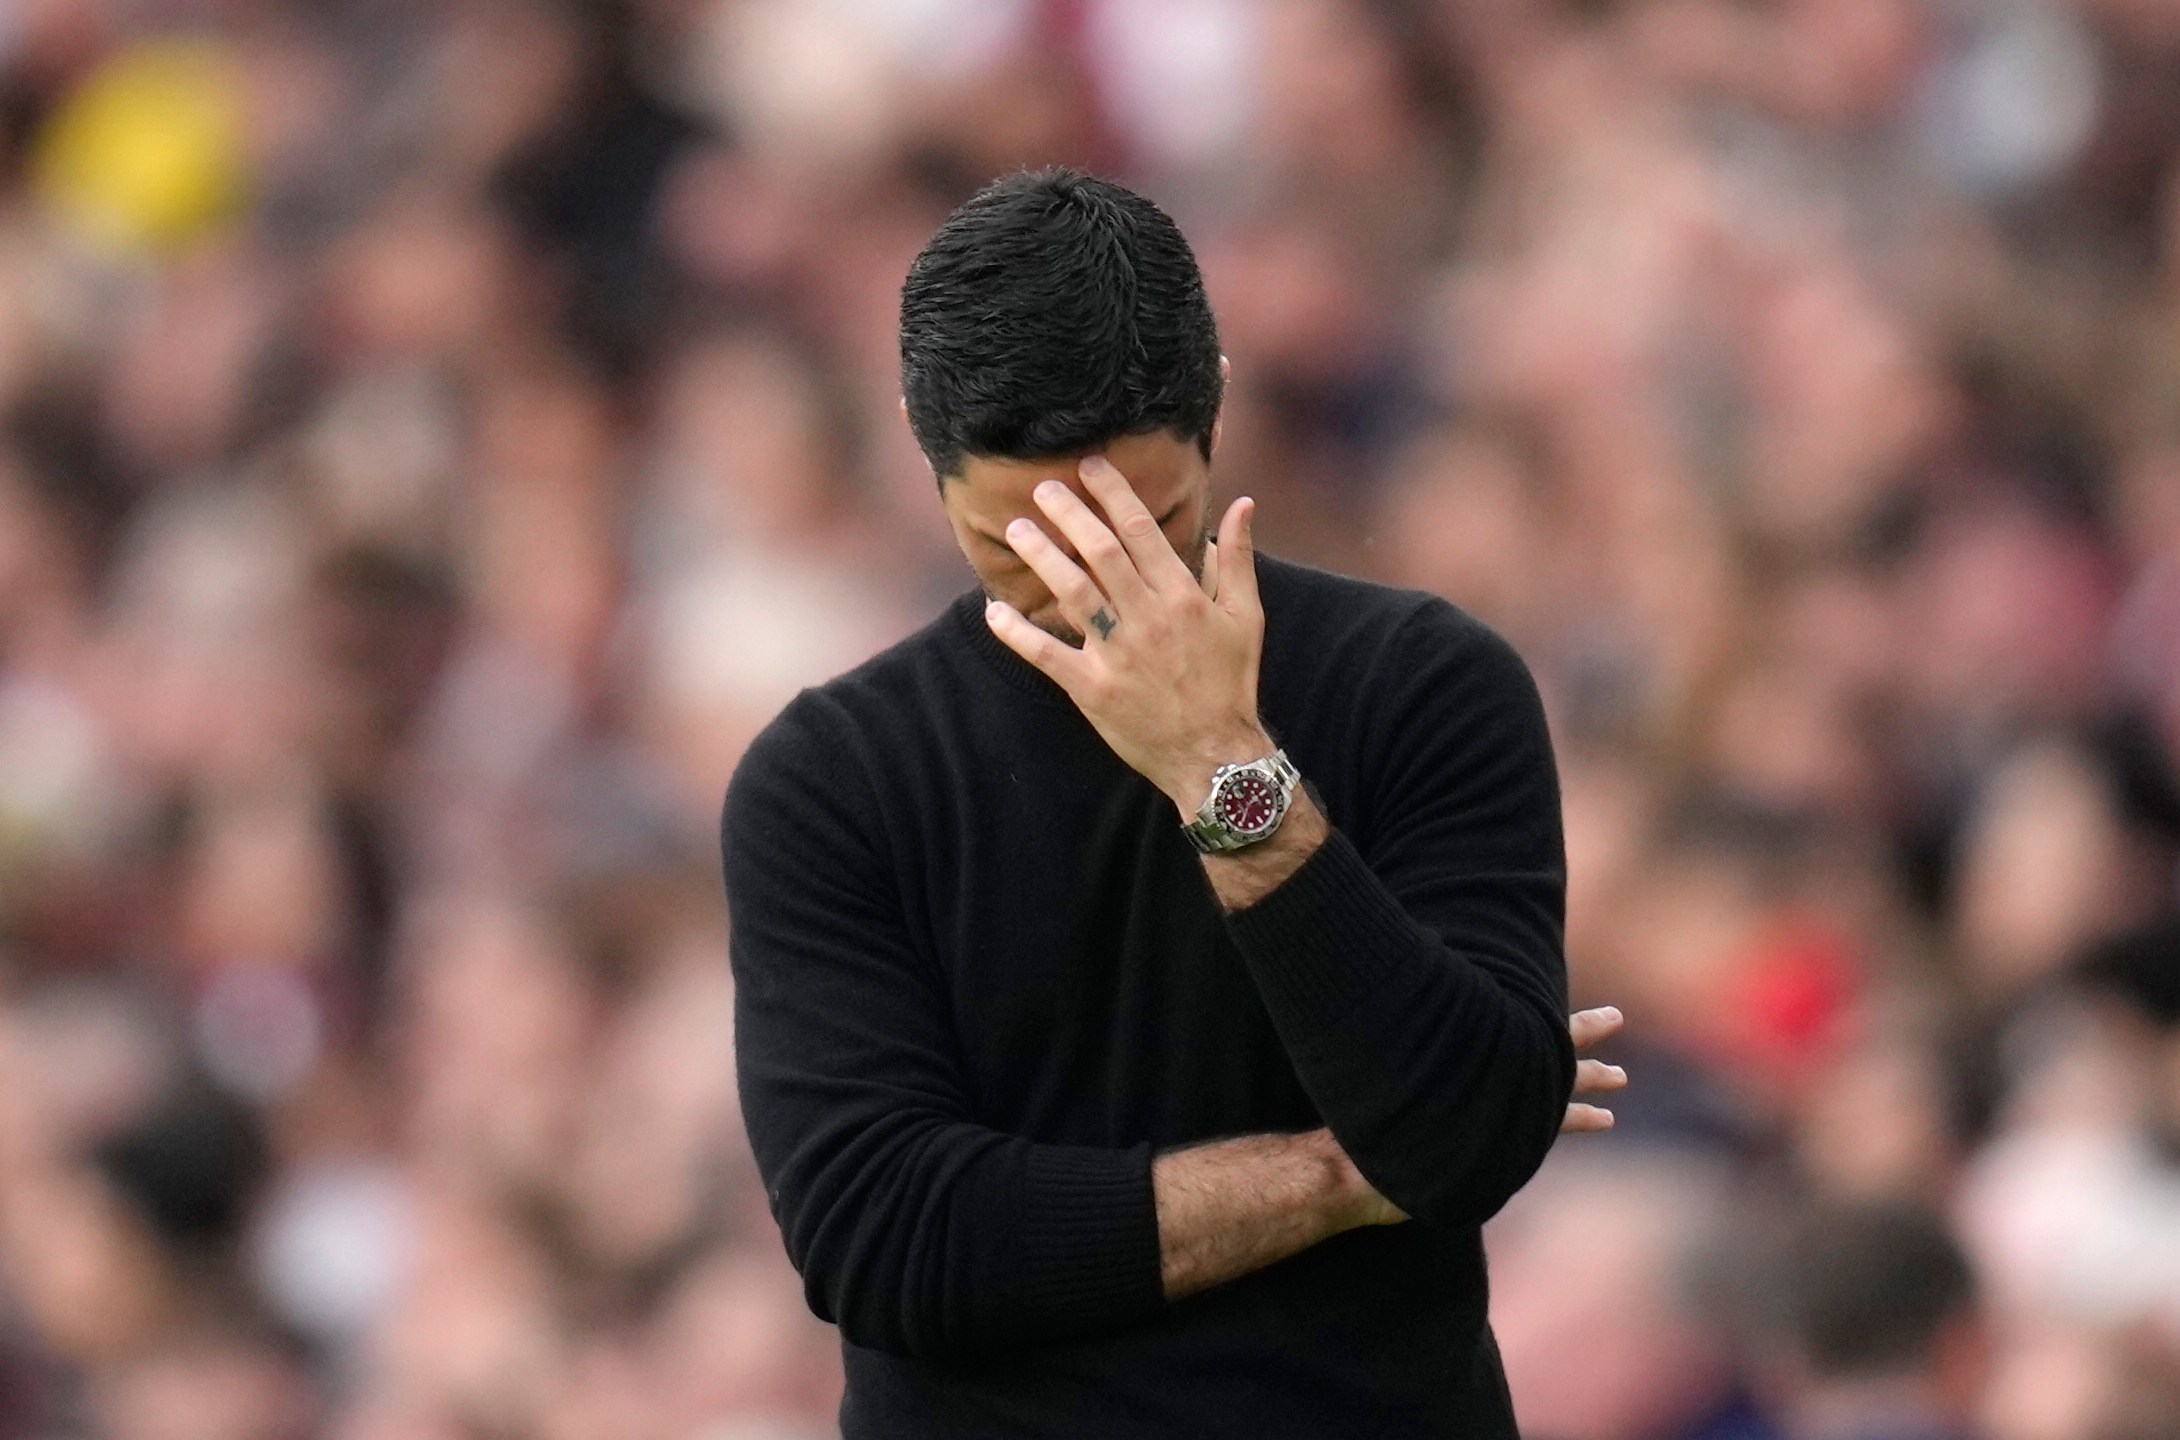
[1005,515,1112,638]
[1200,539,1220,600]
[1564,1009,1626,1134]
[1078,456,1194,590]
[1573,1057,1627,1097]
[1214,496,1261,622]
[1570,1005,1624,1050]
[1560,1103,1616,1134]
[984,599,1091,690]
[1031,477,1151,612]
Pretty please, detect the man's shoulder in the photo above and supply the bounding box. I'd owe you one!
[1258,555,1510,675]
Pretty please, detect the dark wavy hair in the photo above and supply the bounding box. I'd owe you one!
[899,168,1224,481]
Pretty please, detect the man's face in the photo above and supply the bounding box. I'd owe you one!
[940,428,1213,643]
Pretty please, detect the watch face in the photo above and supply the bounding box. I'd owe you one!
[1216,770,1282,834]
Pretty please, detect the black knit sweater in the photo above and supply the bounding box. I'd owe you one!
[722,555,1573,1438]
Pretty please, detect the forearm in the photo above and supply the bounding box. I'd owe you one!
[1152,1127,1396,1300]
[756,1115,1166,1358]
[1199,785,1329,912]
[1218,824,1573,1226]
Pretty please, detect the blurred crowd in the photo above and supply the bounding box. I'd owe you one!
[0,0,2178,1438]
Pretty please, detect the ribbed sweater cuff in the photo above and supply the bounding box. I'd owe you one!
[1222,828,1415,1031]
[1017,1143,1164,1333]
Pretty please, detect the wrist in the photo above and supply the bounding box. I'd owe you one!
[1165,722,1277,819]
[1298,1127,1404,1233]
[1199,788,1327,911]
[1296,1129,1373,1234]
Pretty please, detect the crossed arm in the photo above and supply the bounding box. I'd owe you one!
[1154,1006,1625,1299]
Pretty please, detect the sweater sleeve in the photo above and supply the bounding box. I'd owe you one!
[723,696,1166,1362]
[1223,601,1574,1229]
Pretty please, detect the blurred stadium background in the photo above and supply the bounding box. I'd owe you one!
[0,1,2178,1437]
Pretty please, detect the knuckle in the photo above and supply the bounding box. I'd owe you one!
[1119,512,1159,539]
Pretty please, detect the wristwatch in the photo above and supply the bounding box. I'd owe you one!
[1182,750,1301,854]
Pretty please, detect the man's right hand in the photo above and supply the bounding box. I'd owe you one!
[1562,1005,1626,1133]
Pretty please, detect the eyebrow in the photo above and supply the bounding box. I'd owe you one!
[979,499,1188,549]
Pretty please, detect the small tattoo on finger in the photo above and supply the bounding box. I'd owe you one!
[1088,608,1117,640]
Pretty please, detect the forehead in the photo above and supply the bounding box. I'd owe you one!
[950,430,1202,519]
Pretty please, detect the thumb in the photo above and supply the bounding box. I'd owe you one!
[1199,538,1220,600]
[1215,497,1260,619]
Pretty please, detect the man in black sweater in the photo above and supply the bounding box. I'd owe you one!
[722,170,1625,1438]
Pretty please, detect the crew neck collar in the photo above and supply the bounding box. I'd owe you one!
[946,587,1074,707]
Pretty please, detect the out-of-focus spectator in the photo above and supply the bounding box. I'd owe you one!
[1742,1200,1987,1440]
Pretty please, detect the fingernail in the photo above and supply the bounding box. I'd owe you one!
[1608,1065,1626,1081]
[1080,455,1110,476]
[1007,517,1035,538]
[1035,479,1066,500]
